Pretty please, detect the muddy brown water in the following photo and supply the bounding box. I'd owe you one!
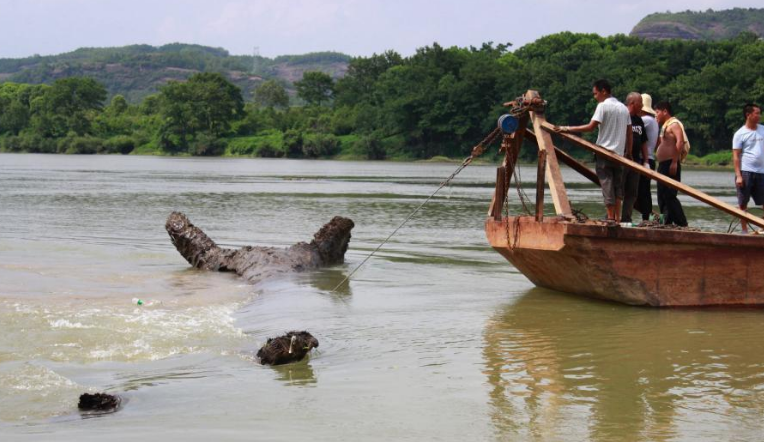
[1,153,763,441]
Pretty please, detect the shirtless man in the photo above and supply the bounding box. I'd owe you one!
[654,102,688,227]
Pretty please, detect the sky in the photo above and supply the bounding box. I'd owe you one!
[0,0,761,59]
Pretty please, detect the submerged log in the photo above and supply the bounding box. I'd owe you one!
[78,393,121,413]
[165,212,354,282]
[257,331,319,365]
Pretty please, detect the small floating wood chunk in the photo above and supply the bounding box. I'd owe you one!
[78,393,121,413]
[257,331,319,366]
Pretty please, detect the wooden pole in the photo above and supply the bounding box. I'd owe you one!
[526,129,600,186]
[488,114,528,217]
[526,91,572,216]
[542,121,764,229]
[536,150,546,221]
[492,167,507,220]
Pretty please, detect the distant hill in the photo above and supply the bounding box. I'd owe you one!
[631,7,764,40]
[0,44,350,102]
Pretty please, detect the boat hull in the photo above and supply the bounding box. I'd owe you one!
[486,216,764,306]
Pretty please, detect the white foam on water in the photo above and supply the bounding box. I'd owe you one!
[0,363,85,422]
[1,300,249,364]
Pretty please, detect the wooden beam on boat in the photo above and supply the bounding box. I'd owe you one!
[541,121,764,229]
[526,91,572,216]
[492,166,506,220]
[488,113,528,217]
[526,129,600,186]
[535,150,546,221]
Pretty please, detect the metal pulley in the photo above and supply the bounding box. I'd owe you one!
[497,114,519,134]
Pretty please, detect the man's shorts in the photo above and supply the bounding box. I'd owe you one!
[737,171,764,207]
[596,156,624,206]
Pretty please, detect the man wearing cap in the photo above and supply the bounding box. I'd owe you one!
[555,79,631,222]
[636,93,659,221]
[733,103,764,233]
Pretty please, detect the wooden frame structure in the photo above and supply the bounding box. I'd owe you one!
[485,90,764,306]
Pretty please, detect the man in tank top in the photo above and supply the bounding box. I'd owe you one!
[654,102,687,227]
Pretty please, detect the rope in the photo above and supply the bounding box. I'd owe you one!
[332,155,478,291]
[332,102,531,291]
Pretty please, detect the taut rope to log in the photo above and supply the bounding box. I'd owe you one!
[332,129,502,292]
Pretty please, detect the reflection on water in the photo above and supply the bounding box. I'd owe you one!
[484,288,764,441]
[270,360,317,386]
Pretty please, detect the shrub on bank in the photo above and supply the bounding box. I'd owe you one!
[282,129,303,158]
[225,130,285,157]
[56,135,102,154]
[1,134,57,153]
[302,133,339,158]
[349,133,386,160]
[191,134,226,156]
[104,135,136,154]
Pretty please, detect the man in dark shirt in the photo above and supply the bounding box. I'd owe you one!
[621,92,648,223]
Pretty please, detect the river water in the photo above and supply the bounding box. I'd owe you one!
[1,153,763,441]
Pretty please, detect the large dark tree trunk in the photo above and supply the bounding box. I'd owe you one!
[165,212,354,283]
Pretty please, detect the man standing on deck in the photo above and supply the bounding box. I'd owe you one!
[555,79,631,222]
[621,92,648,224]
[732,103,764,234]
[654,102,688,227]
[637,93,659,221]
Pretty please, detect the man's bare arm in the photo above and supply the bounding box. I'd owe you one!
[671,124,684,161]
[555,120,600,134]
[733,149,744,188]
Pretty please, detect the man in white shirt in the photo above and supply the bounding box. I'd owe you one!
[733,103,764,233]
[556,79,631,222]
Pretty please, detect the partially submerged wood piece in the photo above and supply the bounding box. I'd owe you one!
[166,212,354,283]
[526,91,572,216]
[542,121,764,229]
[257,331,319,366]
[526,129,600,186]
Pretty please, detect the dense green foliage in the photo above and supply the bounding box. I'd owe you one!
[0,44,348,102]
[2,32,763,164]
[632,8,764,40]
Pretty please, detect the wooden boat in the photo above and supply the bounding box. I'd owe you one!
[485,90,764,307]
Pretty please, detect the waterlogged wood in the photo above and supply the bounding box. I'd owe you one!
[526,129,600,186]
[526,92,571,216]
[486,216,764,306]
[541,121,764,229]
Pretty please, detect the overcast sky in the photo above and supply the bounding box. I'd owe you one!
[0,0,761,59]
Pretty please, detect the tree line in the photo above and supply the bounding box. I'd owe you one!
[1,31,762,162]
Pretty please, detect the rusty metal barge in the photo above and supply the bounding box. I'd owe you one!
[486,91,764,307]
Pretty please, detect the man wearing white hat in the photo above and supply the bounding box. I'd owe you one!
[636,93,659,220]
